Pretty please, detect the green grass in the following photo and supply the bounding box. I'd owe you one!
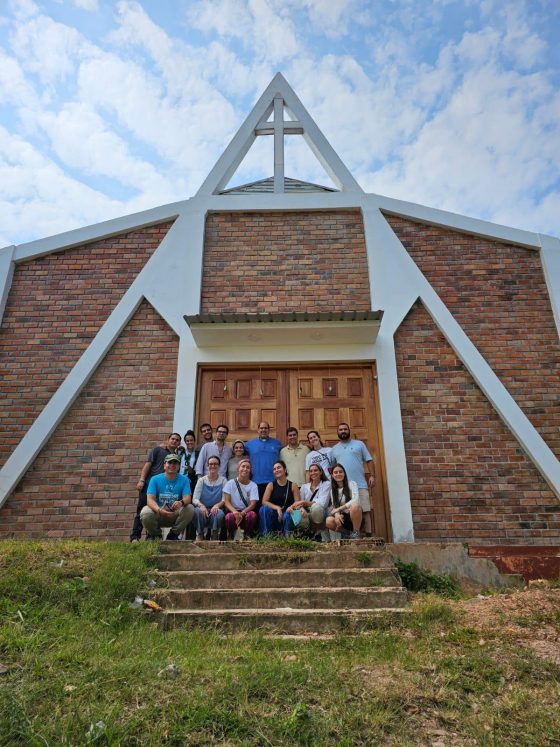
[1,541,558,746]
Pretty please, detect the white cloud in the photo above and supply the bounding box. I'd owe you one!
[73,0,99,10]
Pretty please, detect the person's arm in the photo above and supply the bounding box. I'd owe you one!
[136,460,152,491]
[286,482,301,513]
[194,445,206,477]
[147,492,174,519]
[365,459,376,487]
[261,482,275,509]
[191,479,204,507]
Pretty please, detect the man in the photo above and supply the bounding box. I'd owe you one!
[199,423,213,446]
[244,421,282,500]
[195,424,232,478]
[330,423,376,536]
[279,427,309,487]
[223,457,258,539]
[130,432,182,542]
[140,454,194,540]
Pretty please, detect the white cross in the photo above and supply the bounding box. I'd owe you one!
[255,94,304,193]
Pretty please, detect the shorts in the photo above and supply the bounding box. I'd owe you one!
[358,488,371,512]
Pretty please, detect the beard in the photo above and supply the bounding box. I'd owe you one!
[338,431,350,441]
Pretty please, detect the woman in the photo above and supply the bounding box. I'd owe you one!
[305,430,332,482]
[181,430,199,494]
[260,460,301,536]
[223,458,258,539]
[192,456,226,541]
[292,463,331,539]
[326,463,362,540]
[227,440,247,480]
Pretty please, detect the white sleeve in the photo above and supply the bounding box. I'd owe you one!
[195,445,206,476]
[248,482,259,503]
[313,481,332,509]
[305,452,313,470]
[192,478,204,506]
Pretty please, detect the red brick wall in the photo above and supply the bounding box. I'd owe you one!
[201,211,371,314]
[385,215,560,459]
[0,301,178,539]
[395,302,560,544]
[0,222,174,468]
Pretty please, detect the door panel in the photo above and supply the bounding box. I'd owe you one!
[197,363,389,539]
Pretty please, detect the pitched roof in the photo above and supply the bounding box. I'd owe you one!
[220,176,337,194]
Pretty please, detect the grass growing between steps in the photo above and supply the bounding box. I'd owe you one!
[1,541,559,746]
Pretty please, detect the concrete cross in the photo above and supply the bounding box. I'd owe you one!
[254,94,304,193]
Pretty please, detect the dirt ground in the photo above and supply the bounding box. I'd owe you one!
[456,584,560,666]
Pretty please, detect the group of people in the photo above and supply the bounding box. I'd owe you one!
[130,421,376,543]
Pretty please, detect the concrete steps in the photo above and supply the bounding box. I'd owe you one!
[154,539,408,633]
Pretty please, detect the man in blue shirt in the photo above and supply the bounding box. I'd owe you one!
[244,421,282,500]
[140,454,195,540]
[331,423,376,536]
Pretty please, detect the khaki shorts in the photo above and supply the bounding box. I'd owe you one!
[358,488,371,512]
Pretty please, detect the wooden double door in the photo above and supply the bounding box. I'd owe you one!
[196,363,390,539]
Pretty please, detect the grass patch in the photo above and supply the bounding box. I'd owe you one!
[395,559,461,598]
[1,541,558,746]
[253,535,318,551]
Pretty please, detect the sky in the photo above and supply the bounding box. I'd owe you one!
[1,0,559,248]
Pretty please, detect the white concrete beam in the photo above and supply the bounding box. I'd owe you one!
[0,246,15,326]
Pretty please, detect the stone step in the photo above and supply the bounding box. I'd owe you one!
[158,539,385,554]
[158,586,408,610]
[158,567,400,589]
[157,550,393,571]
[161,607,408,633]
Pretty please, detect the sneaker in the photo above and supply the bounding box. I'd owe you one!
[166,531,180,541]
[349,531,361,540]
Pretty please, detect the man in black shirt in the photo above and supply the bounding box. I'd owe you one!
[129,432,182,542]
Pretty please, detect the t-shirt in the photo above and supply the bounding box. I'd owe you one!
[223,478,259,511]
[145,446,172,480]
[330,440,372,489]
[299,480,332,509]
[305,447,332,479]
[244,437,282,484]
[279,444,309,486]
[146,473,191,508]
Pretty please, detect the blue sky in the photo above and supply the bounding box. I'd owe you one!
[1,0,559,246]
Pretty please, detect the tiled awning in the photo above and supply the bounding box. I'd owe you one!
[184,310,383,347]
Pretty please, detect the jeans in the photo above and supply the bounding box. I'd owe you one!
[194,506,225,535]
[259,505,294,536]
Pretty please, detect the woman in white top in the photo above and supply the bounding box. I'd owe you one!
[223,458,259,539]
[191,456,226,541]
[292,463,332,536]
[326,463,362,540]
[304,430,332,482]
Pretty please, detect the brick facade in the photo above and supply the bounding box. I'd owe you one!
[0,301,178,540]
[395,302,560,544]
[0,222,173,469]
[201,210,371,314]
[386,214,560,460]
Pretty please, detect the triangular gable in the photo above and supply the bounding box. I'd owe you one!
[197,72,363,195]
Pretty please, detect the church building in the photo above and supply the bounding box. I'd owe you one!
[1,74,559,546]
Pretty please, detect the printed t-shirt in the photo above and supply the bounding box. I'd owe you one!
[147,473,191,508]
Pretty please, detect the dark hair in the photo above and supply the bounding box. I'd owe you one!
[184,429,196,439]
[286,427,298,435]
[216,424,229,434]
[200,423,212,431]
[169,432,182,440]
[231,440,247,454]
[331,463,351,507]
[307,430,324,448]
[338,422,350,431]
[273,460,288,476]
[207,455,221,466]
[308,463,328,482]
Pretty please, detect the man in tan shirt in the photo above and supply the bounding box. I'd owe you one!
[279,427,310,487]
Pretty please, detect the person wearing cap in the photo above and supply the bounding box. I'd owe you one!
[140,453,194,540]
[130,432,182,542]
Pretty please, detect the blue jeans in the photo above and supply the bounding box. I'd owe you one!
[260,505,294,536]
[194,506,225,536]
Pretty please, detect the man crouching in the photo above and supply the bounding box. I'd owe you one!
[140,454,194,540]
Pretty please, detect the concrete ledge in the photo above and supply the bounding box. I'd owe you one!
[386,542,525,589]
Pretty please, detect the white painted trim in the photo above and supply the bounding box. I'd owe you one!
[196,72,362,195]
[375,331,414,542]
[371,193,541,249]
[0,246,15,326]
[12,202,184,262]
[539,234,560,339]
